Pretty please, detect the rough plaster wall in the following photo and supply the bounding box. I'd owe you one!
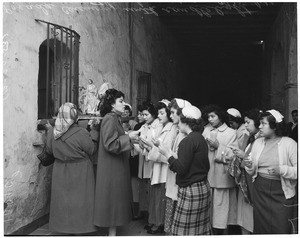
[3,2,126,234]
[262,3,297,120]
[3,2,184,234]
[131,2,185,111]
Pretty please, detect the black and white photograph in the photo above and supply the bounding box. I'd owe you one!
[2,1,298,236]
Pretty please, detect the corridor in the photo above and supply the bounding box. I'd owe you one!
[3,2,297,235]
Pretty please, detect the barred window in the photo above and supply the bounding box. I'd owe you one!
[36,19,80,119]
[136,70,151,107]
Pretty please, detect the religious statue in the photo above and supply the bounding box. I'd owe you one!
[82,79,100,115]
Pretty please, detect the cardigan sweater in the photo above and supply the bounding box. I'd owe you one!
[245,136,297,199]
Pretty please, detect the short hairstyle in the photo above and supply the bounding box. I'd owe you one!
[180,114,204,132]
[141,101,157,118]
[203,104,228,124]
[137,104,143,112]
[291,109,298,114]
[244,108,262,129]
[156,101,171,121]
[124,105,132,116]
[99,88,125,117]
[260,111,287,136]
[168,99,184,116]
[228,114,244,125]
[168,99,180,110]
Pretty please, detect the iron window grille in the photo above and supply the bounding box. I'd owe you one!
[136,70,151,108]
[36,19,80,119]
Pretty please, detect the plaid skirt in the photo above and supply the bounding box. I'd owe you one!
[171,180,212,235]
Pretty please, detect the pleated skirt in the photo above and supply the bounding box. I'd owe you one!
[171,180,212,235]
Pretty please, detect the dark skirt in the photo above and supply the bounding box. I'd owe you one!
[253,175,295,234]
[139,178,151,212]
[171,180,212,236]
[148,183,166,226]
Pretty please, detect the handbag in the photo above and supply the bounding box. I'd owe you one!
[37,144,55,166]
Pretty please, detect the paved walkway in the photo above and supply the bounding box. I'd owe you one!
[29,217,159,236]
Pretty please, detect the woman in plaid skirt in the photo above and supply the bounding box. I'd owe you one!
[158,105,212,235]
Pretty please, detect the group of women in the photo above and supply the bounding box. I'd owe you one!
[45,88,297,236]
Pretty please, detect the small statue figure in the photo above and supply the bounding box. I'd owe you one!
[83,79,100,115]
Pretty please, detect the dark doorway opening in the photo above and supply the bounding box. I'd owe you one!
[151,2,282,112]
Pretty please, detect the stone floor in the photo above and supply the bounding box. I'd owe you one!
[29,217,158,236]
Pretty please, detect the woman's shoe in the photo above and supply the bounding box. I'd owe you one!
[132,214,143,221]
[147,225,164,234]
[144,224,153,231]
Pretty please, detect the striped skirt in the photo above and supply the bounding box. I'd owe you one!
[171,180,212,235]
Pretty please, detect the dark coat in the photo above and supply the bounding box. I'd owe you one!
[287,122,298,143]
[93,112,133,227]
[46,124,98,234]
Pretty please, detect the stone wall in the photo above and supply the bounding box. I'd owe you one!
[3,2,184,234]
[261,3,297,121]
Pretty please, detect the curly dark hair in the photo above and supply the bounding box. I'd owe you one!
[179,114,204,132]
[156,101,171,121]
[99,88,125,117]
[168,99,184,116]
[124,105,132,116]
[140,101,157,118]
[260,111,287,136]
[137,104,144,112]
[227,114,244,125]
[203,104,228,124]
[244,108,262,129]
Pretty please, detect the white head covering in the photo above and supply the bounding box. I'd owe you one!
[174,98,192,109]
[267,109,284,123]
[227,108,242,118]
[159,99,171,107]
[53,102,78,140]
[182,105,202,120]
[124,102,132,111]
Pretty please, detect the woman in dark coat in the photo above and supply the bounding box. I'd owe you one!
[93,89,139,236]
[46,102,98,234]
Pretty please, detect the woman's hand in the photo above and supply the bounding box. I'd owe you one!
[232,148,246,159]
[206,138,219,150]
[45,120,53,132]
[152,138,162,147]
[128,131,139,140]
[243,155,253,168]
[268,166,280,176]
[139,137,153,150]
[138,140,145,150]
[158,143,172,159]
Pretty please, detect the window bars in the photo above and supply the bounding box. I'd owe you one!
[36,19,80,119]
[136,70,151,107]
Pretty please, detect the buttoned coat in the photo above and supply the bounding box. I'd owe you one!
[148,122,178,185]
[136,119,162,179]
[93,112,132,227]
[202,123,238,188]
